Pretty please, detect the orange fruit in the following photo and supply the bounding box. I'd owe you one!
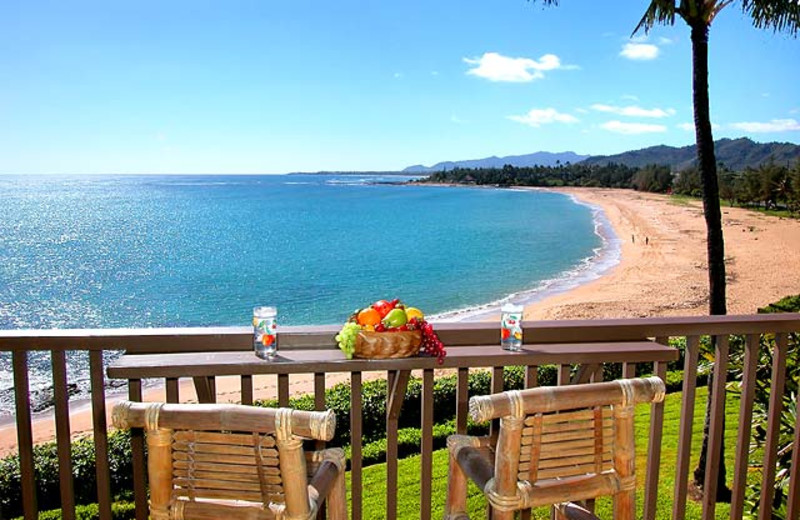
[357,308,381,326]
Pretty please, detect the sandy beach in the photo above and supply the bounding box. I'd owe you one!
[2,187,799,456]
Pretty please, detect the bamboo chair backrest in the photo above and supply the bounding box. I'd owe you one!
[468,377,665,510]
[112,402,336,519]
[518,405,614,483]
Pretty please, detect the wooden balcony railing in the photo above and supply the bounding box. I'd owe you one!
[1,313,799,520]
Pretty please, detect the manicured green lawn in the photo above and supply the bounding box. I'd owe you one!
[350,387,743,519]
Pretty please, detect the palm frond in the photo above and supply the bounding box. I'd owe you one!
[742,0,800,36]
[633,0,679,36]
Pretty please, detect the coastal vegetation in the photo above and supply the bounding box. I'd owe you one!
[417,158,800,216]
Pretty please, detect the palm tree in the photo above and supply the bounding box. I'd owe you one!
[528,0,799,502]
[633,1,798,501]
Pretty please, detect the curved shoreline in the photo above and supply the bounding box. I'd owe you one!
[432,188,622,322]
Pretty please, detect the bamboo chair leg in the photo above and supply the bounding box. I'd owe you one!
[444,445,469,520]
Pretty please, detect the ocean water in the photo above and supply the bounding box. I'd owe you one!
[0,174,618,414]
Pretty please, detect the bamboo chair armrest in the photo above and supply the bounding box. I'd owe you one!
[307,448,345,505]
[555,502,601,520]
[453,445,495,492]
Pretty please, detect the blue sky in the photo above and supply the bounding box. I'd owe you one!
[2,0,798,174]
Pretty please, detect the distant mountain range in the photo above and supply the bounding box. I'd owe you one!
[582,137,800,171]
[402,138,800,173]
[402,151,590,173]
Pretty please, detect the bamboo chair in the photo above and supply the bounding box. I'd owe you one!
[112,401,346,520]
[444,376,666,520]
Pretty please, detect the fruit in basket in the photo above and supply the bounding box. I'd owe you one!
[405,307,423,321]
[335,322,361,359]
[382,308,408,328]
[336,299,446,363]
[357,308,381,326]
[372,300,394,318]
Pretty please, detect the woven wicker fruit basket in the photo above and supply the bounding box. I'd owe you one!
[354,330,422,359]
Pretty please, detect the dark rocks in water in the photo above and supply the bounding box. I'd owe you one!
[29,383,80,413]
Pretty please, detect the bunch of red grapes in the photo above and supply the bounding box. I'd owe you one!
[409,317,446,364]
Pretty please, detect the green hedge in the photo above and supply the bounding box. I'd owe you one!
[12,501,136,520]
[0,430,134,518]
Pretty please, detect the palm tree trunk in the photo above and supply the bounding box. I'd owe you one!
[689,20,731,502]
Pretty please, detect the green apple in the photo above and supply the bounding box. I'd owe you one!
[382,308,408,329]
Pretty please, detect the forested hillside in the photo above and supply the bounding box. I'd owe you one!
[581,138,800,170]
[418,159,800,215]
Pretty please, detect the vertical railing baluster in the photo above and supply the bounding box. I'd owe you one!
[786,373,800,519]
[165,377,179,403]
[12,350,38,520]
[207,376,216,402]
[525,365,538,388]
[314,373,326,520]
[557,364,570,385]
[421,369,434,520]
[241,375,253,405]
[520,365,537,520]
[644,353,668,520]
[386,370,410,520]
[489,367,504,444]
[488,366,503,520]
[758,333,788,520]
[702,335,730,520]
[351,372,363,520]
[731,334,760,518]
[128,378,148,520]
[456,368,469,435]
[314,373,326,445]
[278,374,289,407]
[622,362,636,379]
[51,350,75,520]
[89,350,112,520]
[673,335,699,520]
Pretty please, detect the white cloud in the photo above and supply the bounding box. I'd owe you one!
[393,72,403,78]
[450,115,466,124]
[591,104,675,118]
[508,108,579,127]
[677,122,720,131]
[621,94,640,102]
[431,71,439,76]
[575,107,589,114]
[620,42,660,60]
[658,36,675,45]
[729,118,800,133]
[601,120,667,134]
[464,52,569,82]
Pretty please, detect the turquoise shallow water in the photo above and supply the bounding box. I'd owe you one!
[0,174,617,412]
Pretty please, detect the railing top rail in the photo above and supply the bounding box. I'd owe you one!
[0,313,798,352]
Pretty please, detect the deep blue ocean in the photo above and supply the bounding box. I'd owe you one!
[0,174,619,413]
